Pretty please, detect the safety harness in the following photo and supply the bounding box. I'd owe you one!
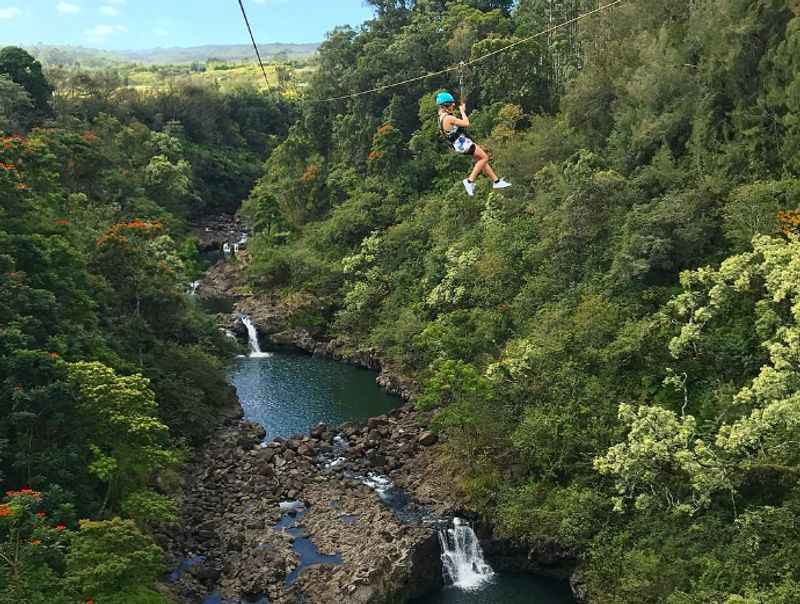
[438,111,465,144]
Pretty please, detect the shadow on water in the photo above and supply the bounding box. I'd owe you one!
[411,573,575,604]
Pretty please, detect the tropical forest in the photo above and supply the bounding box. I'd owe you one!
[1,0,799,603]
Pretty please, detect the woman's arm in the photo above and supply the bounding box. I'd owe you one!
[444,104,470,128]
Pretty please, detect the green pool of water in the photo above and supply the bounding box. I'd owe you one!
[229,351,402,441]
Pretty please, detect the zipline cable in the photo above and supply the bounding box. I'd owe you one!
[237,0,272,91]
[309,0,628,103]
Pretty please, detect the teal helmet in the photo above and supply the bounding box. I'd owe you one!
[436,91,455,106]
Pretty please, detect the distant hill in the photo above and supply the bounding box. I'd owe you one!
[24,43,319,67]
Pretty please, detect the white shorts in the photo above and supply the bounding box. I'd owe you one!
[452,134,475,155]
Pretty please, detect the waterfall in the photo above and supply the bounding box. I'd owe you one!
[438,517,494,591]
[187,281,200,296]
[240,315,271,358]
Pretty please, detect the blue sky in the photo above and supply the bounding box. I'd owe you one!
[0,1,375,50]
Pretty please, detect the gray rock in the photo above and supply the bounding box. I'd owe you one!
[297,443,315,457]
[367,416,389,430]
[418,432,438,447]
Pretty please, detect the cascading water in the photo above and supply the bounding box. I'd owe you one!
[438,518,495,591]
[240,315,271,358]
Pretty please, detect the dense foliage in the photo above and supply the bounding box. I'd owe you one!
[241,0,800,601]
[0,47,292,601]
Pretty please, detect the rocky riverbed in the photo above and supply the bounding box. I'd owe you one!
[167,404,457,603]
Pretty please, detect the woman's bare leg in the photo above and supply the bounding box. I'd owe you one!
[470,145,498,182]
[469,149,488,182]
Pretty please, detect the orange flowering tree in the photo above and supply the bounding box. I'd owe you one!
[243,129,326,229]
[367,122,404,175]
[0,488,72,603]
[778,209,800,237]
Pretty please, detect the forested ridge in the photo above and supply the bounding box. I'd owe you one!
[1,0,800,602]
[242,0,800,602]
[0,44,293,602]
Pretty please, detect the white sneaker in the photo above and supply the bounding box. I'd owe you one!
[463,179,476,197]
[493,178,512,190]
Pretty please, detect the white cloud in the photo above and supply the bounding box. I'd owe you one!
[57,2,80,14]
[99,4,119,16]
[0,7,21,19]
[85,23,126,42]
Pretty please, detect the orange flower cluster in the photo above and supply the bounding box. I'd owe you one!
[368,150,385,161]
[1,135,25,150]
[778,210,800,237]
[0,162,15,171]
[96,220,164,246]
[55,219,71,226]
[377,123,394,136]
[126,220,162,230]
[15,183,29,191]
[6,488,42,500]
[81,131,98,143]
[49,352,61,359]
[0,504,13,518]
[300,163,320,184]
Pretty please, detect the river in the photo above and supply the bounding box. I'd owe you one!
[228,343,575,604]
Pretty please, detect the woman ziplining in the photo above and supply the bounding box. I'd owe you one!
[436,91,511,197]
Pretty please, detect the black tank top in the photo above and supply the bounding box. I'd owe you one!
[438,112,466,144]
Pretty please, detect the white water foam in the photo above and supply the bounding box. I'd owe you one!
[278,500,305,512]
[362,472,394,502]
[325,456,347,470]
[439,517,495,591]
